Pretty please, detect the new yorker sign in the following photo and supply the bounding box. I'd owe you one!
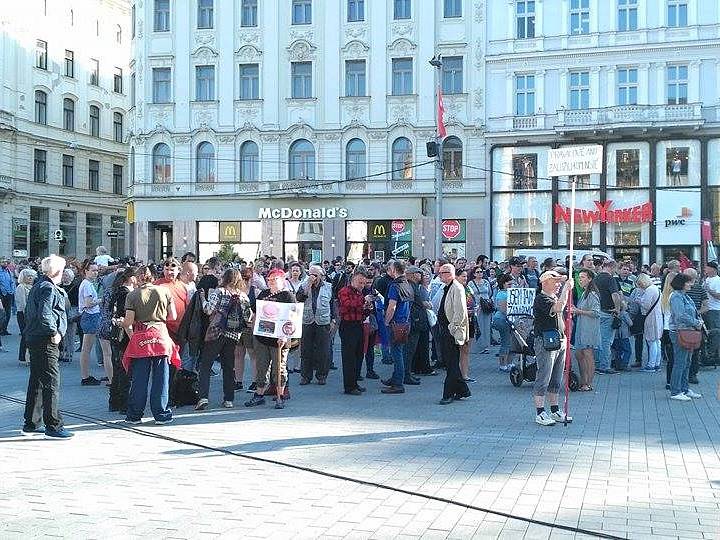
[258,207,349,219]
[554,200,653,225]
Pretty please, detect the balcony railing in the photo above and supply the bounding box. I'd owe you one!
[556,103,703,129]
[126,177,487,198]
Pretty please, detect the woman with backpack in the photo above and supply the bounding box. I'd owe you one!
[195,268,252,410]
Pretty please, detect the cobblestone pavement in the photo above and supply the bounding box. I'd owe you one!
[1,319,719,539]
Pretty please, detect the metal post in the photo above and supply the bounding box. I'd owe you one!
[430,56,443,260]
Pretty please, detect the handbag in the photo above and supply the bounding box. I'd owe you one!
[389,321,410,344]
[109,323,125,344]
[541,329,562,351]
[630,292,660,336]
[677,329,702,350]
[426,309,437,328]
[479,297,495,314]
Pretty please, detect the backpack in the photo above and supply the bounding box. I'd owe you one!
[224,293,246,331]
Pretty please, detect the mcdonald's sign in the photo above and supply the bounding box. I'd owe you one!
[368,221,389,240]
[219,222,241,242]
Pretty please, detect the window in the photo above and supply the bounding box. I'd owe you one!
[617,68,638,105]
[198,0,213,28]
[292,0,312,24]
[392,137,413,180]
[90,58,99,86]
[195,65,215,101]
[36,40,47,70]
[442,56,463,94]
[346,138,366,180]
[516,1,535,39]
[89,105,100,137]
[65,50,74,77]
[30,208,49,258]
[240,141,259,181]
[85,213,102,257]
[153,143,171,183]
[443,137,462,179]
[289,139,315,180]
[444,0,461,18]
[394,0,410,19]
[130,73,136,106]
[241,0,257,26]
[132,4,136,37]
[196,142,215,183]
[345,60,366,97]
[34,90,47,124]
[89,160,100,191]
[667,65,688,105]
[239,64,259,100]
[113,112,123,142]
[618,0,637,31]
[130,147,135,185]
[570,0,589,35]
[113,164,123,195]
[667,0,687,27]
[114,68,123,93]
[59,211,77,257]
[63,98,75,130]
[34,149,47,183]
[62,155,74,187]
[569,71,589,110]
[153,68,171,103]
[392,58,413,95]
[115,24,122,44]
[515,74,535,115]
[154,0,170,31]
[291,62,312,98]
[348,0,364,22]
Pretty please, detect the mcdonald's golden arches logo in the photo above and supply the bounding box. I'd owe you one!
[219,222,241,242]
[373,224,386,237]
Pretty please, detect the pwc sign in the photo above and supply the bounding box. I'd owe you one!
[665,207,692,228]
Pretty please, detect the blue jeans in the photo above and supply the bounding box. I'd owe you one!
[669,332,691,396]
[389,342,406,387]
[492,314,512,355]
[597,313,616,371]
[180,343,197,372]
[612,337,631,370]
[126,356,172,422]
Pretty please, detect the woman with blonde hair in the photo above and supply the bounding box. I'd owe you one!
[635,273,663,372]
[14,267,37,365]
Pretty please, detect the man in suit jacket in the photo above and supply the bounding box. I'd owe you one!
[437,264,470,405]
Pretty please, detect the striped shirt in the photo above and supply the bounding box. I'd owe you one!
[686,283,708,311]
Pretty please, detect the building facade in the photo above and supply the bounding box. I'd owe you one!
[0,0,130,261]
[128,0,487,263]
[484,0,720,264]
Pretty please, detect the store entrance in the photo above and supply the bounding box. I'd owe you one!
[149,221,173,262]
[285,242,322,264]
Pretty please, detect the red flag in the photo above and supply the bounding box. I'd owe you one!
[701,220,712,242]
[437,88,447,139]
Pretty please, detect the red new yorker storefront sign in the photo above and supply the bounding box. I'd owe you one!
[553,200,653,225]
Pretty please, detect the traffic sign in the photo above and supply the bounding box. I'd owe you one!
[391,220,405,234]
[442,220,461,240]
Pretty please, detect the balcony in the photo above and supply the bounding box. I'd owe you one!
[126,177,487,199]
[556,103,704,132]
[486,115,550,132]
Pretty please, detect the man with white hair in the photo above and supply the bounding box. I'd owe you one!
[94,246,114,267]
[296,265,335,385]
[22,255,73,439]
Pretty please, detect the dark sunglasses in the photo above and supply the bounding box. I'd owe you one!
[165,263,178,268]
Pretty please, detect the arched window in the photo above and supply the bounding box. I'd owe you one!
[63,98,75,131]
[152,143,171,183]
[240,141,259,182]
[130,147,135,185]
[346,138,366,180]
[89,105,100,137]
[289,139,315,180]
[391,137,413,180]
[442,136,462,179]
[196,141,215,183]
[34,90,47,124]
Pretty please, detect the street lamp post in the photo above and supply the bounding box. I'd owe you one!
[429,56,443,260]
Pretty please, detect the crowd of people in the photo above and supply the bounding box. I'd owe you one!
[1,246,717,438]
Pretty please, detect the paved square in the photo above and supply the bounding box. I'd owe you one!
[1,321,719,539]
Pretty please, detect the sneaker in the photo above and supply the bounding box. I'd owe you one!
[244,394,266,407]
[551,411,573,423]
[234,381,243,391]
[670,393,692,402]
[463,377,477,383]
[439,397,454,405]
[81,376,101,386]
[124,418,142,425]
[154,418,173,425]
[21,425,45,434]
[685,389,702,399]
[274,398,285,409]
[222,401,234,408]
[535,411,556,426]
[45,427,74,439]
[380,386,405,394]
[194,398,209,411]
[639,367,656,373]
[245,382,257,393]
[365,371,380,380]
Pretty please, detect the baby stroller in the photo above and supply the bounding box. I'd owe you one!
[507,315,579,391]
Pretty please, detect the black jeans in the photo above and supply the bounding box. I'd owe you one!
[198,336,236,402]
[109,340,130,412]
[24,338,63,431]
[0,293,12,333]
[407,329,431,374]
[300,323,331,381]
[363,330,377,375]
[17,311,27,363]
[339,321,363,392]
[663,330,675,385]
[440,328,469,400]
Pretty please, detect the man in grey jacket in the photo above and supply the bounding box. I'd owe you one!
[22,255,73,439]
[437,264,470,405]
[297,265,336,385]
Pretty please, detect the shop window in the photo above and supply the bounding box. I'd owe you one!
[391,137,413,180]
[492,192,552,249]
[442,136,462,180]
[197,221,261,263]
[110,215,126,258]
[345,220,412,262]
[85,213,103,257]
[441,219,466,259]
[615,149,640,187]
[512,153,537,190]
[285,221,323,263]
[657,141,699,187]
[665,147,688,187]
[12,218,29,258]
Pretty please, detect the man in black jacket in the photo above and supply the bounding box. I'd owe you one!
[23,255,73,439]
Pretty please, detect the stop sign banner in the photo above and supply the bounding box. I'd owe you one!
[391,220,405,234]
[442,220,461,240]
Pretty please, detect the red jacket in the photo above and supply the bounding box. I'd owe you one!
[122,322,180,371]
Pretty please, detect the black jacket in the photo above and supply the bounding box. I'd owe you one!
[24,276,68,345]
[177,291,209,358]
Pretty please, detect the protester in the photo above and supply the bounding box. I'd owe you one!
[406,266,433,377]
[703,261,720,368]
[468,268,493,353]
[684,267,708,384]
[297,265,334,386]
[338,270,371,395]
[381,260,414,394]
[572,269,600,392]
[492,274,514,372]
[22,255,73,438]
[456,270,476,382]
[107,268,136,413]
[635,273,663,372]
[0,257,15,336]
[93,246,114,267]
[668,273,704,402]
[14,268,36,365]
[437,264,470,405]
[59,269,79,363]
[595,259,622,374]
[78,261,103,386]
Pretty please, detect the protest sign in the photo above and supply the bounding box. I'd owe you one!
[506,288,536,319]
[253,300,304,339]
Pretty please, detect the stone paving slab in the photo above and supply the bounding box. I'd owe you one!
[1,318,719,539]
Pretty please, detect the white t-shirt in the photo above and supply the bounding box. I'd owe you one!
[705,275,720,311]
[94,254,114,267]
[78,279,100,314]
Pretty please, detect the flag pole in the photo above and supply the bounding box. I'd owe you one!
[430,56,444,260]
[562,178,577,426]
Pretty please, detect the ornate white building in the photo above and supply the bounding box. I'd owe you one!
[128,0,488,263]
[0,0,131,260]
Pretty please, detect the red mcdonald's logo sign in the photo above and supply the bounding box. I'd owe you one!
[554,200,653,225]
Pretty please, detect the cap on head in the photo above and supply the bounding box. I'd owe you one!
[706,261,719,270]
[540,270,564,283]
